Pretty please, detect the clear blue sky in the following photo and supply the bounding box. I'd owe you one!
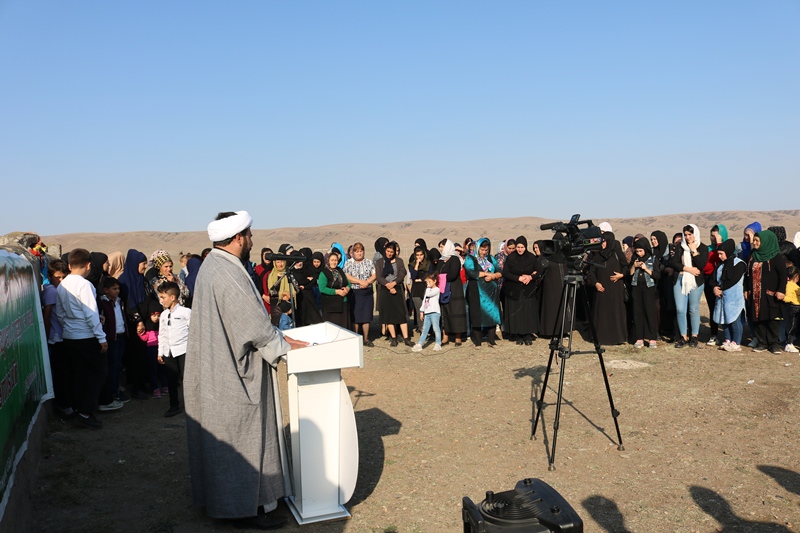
[1,1,798,235]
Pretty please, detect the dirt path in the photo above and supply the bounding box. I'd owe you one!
[31,321,800,532]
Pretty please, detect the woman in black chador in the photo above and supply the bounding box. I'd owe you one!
[537,238,569,337]
[501,236,540,345]
[587,232,628,345]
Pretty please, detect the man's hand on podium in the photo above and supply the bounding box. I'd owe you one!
[284,336,309,350]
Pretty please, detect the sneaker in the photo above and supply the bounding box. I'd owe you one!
[719,339,731,350]
[648,340,657,349]
[769,346,783,355]
[785,343,799,353]
[161,387,169,395]
[753,344,768,353]
[98,400,124,412]
[152,388,162,399]
[689,337,699,349]
[633,340,644,348]
[432,344,442,351]
[748,339,760,348]
[73,414,102,429]
[164,406,183,418]
[706,338,718,346]
[723,342,741,352]
[114,391,131,403]
[675,338,687,349]
[411,343,423,352]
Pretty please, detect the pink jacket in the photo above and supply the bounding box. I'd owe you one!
[138,330,158,347]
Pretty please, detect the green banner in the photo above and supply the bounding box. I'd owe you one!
[0,250,50,504]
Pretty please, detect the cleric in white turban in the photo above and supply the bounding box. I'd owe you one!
[186,210,306,529]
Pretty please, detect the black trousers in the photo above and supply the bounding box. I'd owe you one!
[754,320,780,350]
[164,354,185,409]
[703,282,719,336]
[632,285,659,341]
[63,337,107,416]
[48,342,73,411]
[471,327,497,346]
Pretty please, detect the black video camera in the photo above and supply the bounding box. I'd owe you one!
[539,214,603,271]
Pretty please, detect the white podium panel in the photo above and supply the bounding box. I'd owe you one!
[282,322,363,525]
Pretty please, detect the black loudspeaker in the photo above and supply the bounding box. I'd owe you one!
[462,478,583,533]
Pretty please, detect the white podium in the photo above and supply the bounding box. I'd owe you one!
[282,322,363,525]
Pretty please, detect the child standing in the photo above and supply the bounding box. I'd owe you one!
[412,273,442,352]
[629,238,661,348]
[42,260,71,417]
[97,276,128,411]
[157,282,190,417]
[55,249,108,429]
[138,300,168,398]
[784,266,800,353]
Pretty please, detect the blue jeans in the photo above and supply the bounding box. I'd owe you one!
[723,310,745,345]
[419,312,442,346]
[673,277,704,337]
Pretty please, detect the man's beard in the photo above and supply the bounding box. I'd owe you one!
[242,247,251,264]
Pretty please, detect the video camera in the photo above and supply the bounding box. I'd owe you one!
[539,214,603,272]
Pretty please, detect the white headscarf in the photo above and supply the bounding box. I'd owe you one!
[680,224,700,295]
[440,239,458,260]
[794,231,800,249]
[207,211,252,242]
[599,222,613,233]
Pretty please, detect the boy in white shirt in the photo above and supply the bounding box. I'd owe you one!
[157,282,190,417]
[55,248,108,429]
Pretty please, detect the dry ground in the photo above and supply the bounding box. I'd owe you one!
[30,309,800,533]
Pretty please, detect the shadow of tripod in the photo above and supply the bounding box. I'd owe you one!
[531,272,624,471]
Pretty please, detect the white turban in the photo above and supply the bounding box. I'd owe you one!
[599,222,613,233]
[207,211,252,242]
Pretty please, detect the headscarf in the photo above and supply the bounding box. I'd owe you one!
[311,252,325,276]
[599,222,613,233]
[119,249,148,307]
[504,236,537,277]
[440,239,458,260]
[767,226,787,242]
[680,224,701,295]
[598,232,618,261]
[374,237,388,254]
[428,247,441,267]
[153,252,172,271]
[794,232,800,249]
[533,240,545,257]
[331,242,347,269]
[260,247,272,270]
[184,257,201,294]
[414,238,428,253]
[515,236,528,249]
[381,242,398,278]
[752,230,780,263]
[411,246,431,273]
[650,231,668,259]
[86,252,108,289]
[740,221,762,262]
[107,251,125,279]
[709,224,729,251]
[474,238,494,271]
[632,237,652,260]
[719,239,736,260]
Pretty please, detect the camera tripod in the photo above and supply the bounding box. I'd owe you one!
[531,271,624,471]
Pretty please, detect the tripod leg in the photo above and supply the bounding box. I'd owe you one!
[532,278,569,441]
[582,286,625,451]
[548,281,577,471]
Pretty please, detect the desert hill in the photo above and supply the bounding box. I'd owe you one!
[43,210,800,260]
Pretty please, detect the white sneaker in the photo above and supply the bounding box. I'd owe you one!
[432,344,442,351]
[706,338,717,346]
[98,400,124,412]
[785,343,799,353]
[411,344,423,352]
[719,339,731,350]
[723,342,741,352]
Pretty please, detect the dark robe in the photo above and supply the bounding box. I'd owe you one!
[437,257,468,334]
[538,259,568,337]
[587,237,628,345]
[501,250,540,335]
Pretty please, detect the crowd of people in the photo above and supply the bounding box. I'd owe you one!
[26,212,800,529]
[37,220,800,429]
